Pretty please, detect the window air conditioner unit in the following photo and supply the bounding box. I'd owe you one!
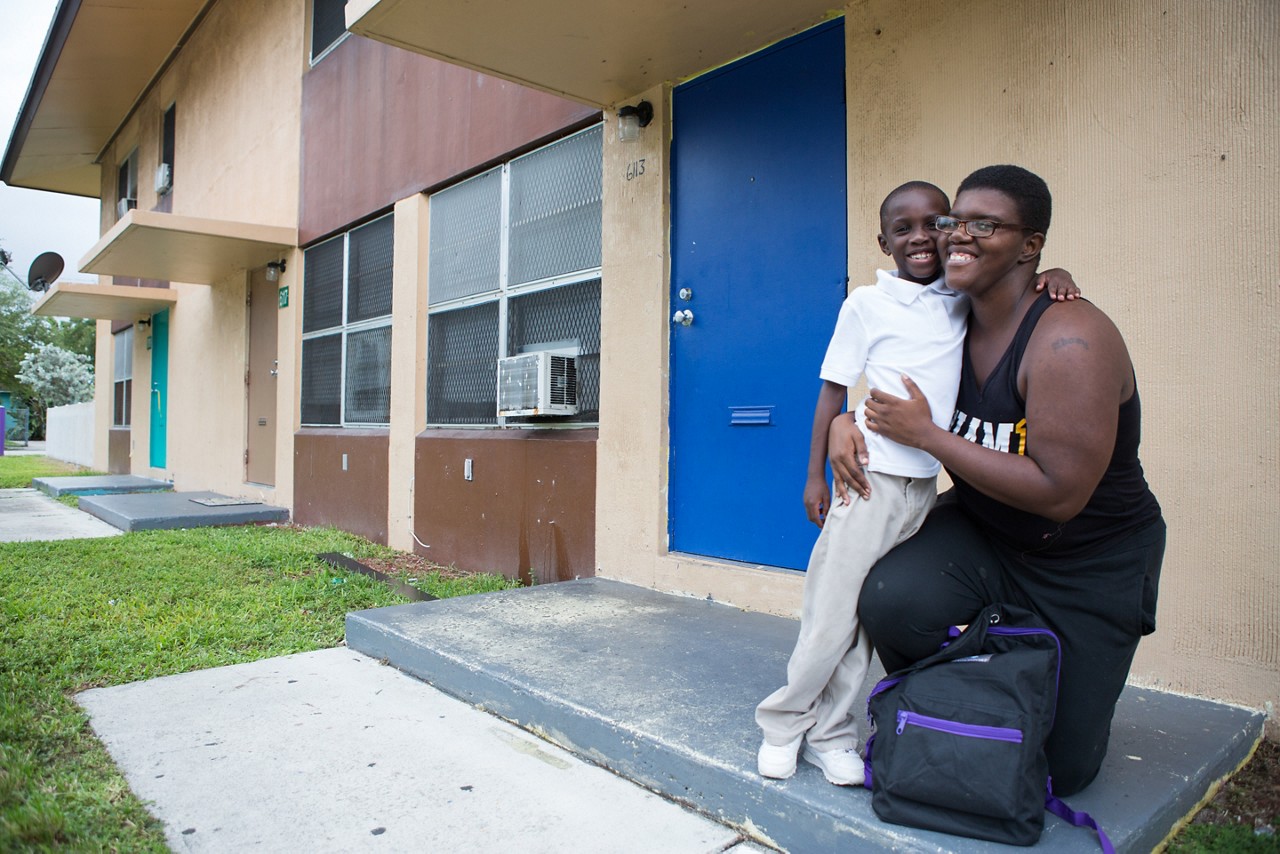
[116,197,136,218]
[497,352,578,417]
[154,163,173,195]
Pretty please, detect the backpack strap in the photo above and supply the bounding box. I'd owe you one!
[1045,780,1115,854]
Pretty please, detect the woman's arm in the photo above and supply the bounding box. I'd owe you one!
[864,302,1132,521]
[827,411,872,503]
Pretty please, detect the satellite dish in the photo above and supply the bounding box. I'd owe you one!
[27,252,64,293]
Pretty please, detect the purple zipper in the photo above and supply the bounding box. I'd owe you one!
[896,710,1023,744]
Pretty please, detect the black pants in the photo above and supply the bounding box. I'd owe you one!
[858,501,1166,796]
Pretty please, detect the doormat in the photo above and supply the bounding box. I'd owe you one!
[188,497,263,507]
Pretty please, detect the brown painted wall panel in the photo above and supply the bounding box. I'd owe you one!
[293,429,389,544]
[414,430,596,584]
[108,427,130,474]
[299,36,599,244]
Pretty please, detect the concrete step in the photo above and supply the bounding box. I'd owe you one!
[33,474,172,498]
[79,490,288,532]
[346,578,1264,853]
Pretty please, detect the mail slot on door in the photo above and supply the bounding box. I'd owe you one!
[258,417,268,426]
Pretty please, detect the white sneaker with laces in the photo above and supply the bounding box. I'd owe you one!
[757,734,804,779]
[802,745,865,786]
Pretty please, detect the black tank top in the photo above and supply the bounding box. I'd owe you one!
[949,292,1162,558]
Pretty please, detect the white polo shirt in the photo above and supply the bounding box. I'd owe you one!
[819,269,968,478]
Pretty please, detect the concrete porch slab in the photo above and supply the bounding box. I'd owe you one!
[33,474,172,498]
[79,490,288,532]
[346,578,1265,853]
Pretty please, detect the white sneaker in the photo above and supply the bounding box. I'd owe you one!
[802,745,865,786]
[757,734,804,779]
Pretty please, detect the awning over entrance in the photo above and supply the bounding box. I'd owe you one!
[344,0,841,107]
[1,0,209,196]
[80,209,296,285]
[32,281,179,321]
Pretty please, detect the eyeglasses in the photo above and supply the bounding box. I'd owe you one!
[933,216,1033,239]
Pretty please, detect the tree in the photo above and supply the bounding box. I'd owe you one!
[0,268,56,431]
[49,317,96,360]
[1,242,95,439]
[17,343,94,423]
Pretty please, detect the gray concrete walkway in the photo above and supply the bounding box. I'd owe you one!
[77,648,766,854]
[0,488,122,541]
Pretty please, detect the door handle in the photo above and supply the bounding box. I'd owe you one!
[672,309,694,327]
[151,385,161,409]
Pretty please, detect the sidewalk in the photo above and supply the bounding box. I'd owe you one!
[0,488,122,541]
[78,649,760,853]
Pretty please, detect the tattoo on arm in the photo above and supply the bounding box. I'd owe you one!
[1052,337,1089,352]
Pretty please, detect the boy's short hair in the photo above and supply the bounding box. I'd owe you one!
[879,181,950,226]
[957,165,1052,235]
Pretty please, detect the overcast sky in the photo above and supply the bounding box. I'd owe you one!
[0,0,100,285]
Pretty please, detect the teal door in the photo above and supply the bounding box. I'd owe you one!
[149,309,169,468]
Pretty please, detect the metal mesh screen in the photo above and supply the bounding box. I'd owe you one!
[303,236,344,332]
[301,333,342,425]
[348,214,394,322]
[506,279,600,423]
[429,168,502,305]
[344,325,392,424]
[427,301,500,425]
[508,126,603,286]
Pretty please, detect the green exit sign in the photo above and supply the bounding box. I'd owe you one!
[278,286,289,308]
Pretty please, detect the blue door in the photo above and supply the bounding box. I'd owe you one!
[149,309,169,469]
[669,21,847,570]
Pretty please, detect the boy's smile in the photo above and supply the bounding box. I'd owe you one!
[877,186,949,285]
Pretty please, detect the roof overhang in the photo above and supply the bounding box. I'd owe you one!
[2,0,211,196]
[32,281,179,321]
[345,0,843,108]
[80,209,296,284]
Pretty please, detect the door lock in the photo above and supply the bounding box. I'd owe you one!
[672,309,694,326]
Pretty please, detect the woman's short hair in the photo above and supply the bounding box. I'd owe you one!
[957,165,1052,235]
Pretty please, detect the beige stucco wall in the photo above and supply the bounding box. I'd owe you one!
[91,320,114,470]
[599,1,1278,725]
[95,0,303,499]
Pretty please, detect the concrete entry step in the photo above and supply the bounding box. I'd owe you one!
[79,490,289,532]
[33,474,172,498]
[346,578,1265,853]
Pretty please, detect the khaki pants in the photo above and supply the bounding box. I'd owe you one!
[756,471,936,752]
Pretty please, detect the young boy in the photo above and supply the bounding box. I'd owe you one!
[754,181,1076,785]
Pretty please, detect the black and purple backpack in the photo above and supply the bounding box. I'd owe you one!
[865,603,1113,851]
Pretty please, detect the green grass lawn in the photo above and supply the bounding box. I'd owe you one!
[0,523,518,851]
[0,455,103,489]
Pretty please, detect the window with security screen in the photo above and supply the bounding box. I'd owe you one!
[427,124,602,426]
[301,213,394,426]
[113,327,133,427]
